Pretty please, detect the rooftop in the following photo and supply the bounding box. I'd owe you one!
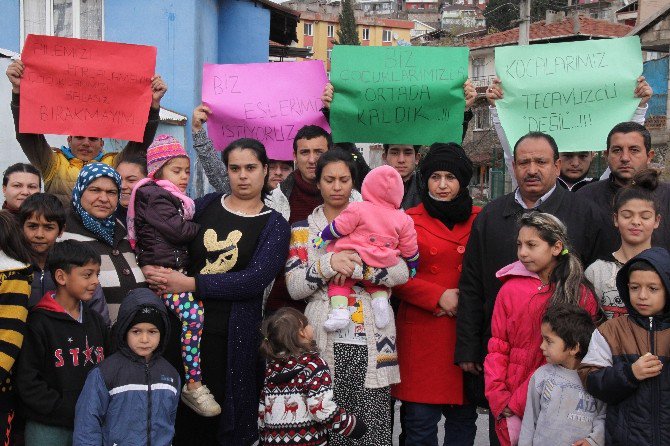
[300,11,415,28]
[467,15,632,50]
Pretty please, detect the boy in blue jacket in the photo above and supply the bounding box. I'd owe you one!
[73,288,180,446]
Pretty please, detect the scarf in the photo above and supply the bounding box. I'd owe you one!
[422,190,473,231]
[71,163,121,246]
[126,177,196,249]
[60,145,105,162]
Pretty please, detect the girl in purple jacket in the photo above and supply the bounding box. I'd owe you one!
[127,134,220,417]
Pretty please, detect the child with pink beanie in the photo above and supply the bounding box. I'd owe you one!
[316,165,419,331]
[127,134,220,417]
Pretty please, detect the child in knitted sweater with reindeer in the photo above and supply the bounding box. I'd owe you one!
[258,308,367,446]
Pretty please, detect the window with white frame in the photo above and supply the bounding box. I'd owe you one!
[304,23,313,36]
[327,24,334,38]
[362,28,370,40]
[382,29,392,42]
[21,0,104,46]
[474,107,491,130]
[327,49,332,61]
[472,57,485,79]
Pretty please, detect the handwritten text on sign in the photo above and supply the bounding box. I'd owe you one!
[495,37,642,152]
[19,34,156,142]
[329,46,469,145]
[202,61,330,160]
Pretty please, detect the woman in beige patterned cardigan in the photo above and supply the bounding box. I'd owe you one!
[285,150,409,446]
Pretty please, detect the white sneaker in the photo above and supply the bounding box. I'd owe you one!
[323,308,351,332]
[372,296,391,329]
[181,384,222,417]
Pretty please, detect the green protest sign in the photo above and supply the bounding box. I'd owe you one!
[330,45,469,145]
[495,36,642,152]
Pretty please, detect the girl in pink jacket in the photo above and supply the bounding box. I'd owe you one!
[316,165,419,332]
[484,211,599,446]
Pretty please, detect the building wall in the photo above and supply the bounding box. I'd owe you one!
[299,20,338,70]
[218,0,270,64]
[469,47,496,88]
[296,17,412,72]
[0,1,20,51]
[644,56,669,118]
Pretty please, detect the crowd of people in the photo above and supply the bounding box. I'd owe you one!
[1,55,669,446]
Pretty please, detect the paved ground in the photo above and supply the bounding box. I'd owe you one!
[392,402,491,446]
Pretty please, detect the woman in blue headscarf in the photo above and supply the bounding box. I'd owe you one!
[61,163,147,323]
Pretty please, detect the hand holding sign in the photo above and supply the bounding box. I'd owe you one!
[6,59,24,94]
[18,35,157,142]
[329,46,469,145]
[494,36,643,152]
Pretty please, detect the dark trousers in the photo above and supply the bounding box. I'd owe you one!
[173,329,227,445]
[489,412,501,446]
[403,402,477,446]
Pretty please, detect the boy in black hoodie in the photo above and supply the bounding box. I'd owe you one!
[15,240,108,445]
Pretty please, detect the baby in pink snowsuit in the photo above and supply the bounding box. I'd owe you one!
[316,165,419,332]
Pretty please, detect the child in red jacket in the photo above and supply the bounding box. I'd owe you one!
[484,211,600,446]
[126,135,218,417]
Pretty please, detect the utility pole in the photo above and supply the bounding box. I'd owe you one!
[518,0,531,45]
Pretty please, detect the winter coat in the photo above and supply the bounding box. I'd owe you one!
[392,204,479,404]
[11,93,159,207]
[285,205,409,388]
[29,264,56,307]
[0,252,31,413]
[28,265,110,326]
[322,166,418,268]
[557,176,597,192]
[132,181,200,269]
[484,261,598,424]
[15,293,109,428]
[61,210,146,322]
[401,172,421,211]
[73,289,180,446]
[578,176,670,254]
[258,352,365,446]
[579,247,670,446]
[456,185,610,401]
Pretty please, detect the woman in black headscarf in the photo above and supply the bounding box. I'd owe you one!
[392,142,480,445]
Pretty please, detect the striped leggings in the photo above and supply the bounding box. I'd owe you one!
[162,292,204,383]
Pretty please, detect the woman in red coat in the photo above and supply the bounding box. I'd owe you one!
[392,143,480,446]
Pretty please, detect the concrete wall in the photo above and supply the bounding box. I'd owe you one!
[644,56,669,117]
[218,0,270,64]
[0,1,20,51]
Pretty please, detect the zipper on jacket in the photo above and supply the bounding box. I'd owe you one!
[649,316,660,446]
[40,270,45,297]
[145,363,152,446]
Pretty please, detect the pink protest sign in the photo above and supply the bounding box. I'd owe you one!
[202,60,330,160]
[20,34,156,142]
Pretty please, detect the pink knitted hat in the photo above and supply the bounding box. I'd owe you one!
[146,134,188,178]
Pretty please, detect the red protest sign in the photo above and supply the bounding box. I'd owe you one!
[19,35,157,142]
